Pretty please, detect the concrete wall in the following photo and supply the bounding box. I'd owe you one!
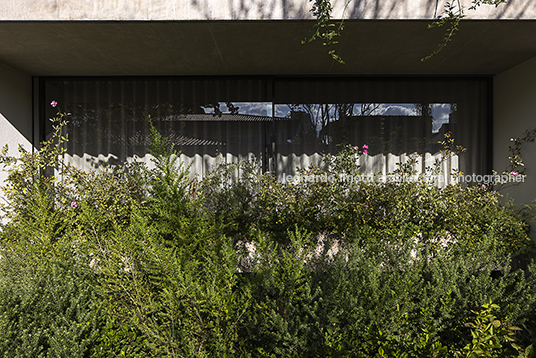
[0,61,33,217]
[494,55,536,208]
[1,0,535,20]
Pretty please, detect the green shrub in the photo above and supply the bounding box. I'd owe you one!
[200,144,534,260]
[235,231,536,357]
[0,253,103,358]
[1,109,535,356]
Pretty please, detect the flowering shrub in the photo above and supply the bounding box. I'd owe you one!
[201,138,534,261]
[0,104,535,356]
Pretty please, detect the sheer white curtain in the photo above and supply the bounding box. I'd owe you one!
[43,77,490,183]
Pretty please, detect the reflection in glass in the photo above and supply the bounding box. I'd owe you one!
[273,103,457,183]
[44,77,489,185]
[47,80,271,179]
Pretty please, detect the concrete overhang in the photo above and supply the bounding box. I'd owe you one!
[0,19,535,76]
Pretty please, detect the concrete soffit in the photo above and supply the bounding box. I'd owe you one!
[1,19,536,77]
[1,1,536,77]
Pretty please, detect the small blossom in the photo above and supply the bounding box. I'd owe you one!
[50,100,58,107]
[353,146,359,150]
[71,201,77,207]
[362,144,369,149]
[511,171,519,176]
[363,150,368,155]
[482,184,486,189]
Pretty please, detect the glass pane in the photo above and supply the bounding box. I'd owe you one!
[47,79,271,178]
[273,78,489,184]
[274,102,457,183]
[44,77,489,184]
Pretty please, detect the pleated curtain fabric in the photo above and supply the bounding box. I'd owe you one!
[44,77,490,184]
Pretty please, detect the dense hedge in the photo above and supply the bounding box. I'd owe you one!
[0,116,535,357]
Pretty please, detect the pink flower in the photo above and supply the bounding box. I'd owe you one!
[363,150,368,155]
[482,184,486,189]
[71,201,77,207]
[362,144,369,149]
[353,146,359,150]
[511,171,519,176]
[50,100,58,107]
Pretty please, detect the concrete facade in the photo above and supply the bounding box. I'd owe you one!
[0,62,33,212]
[0,61,32,155]
[494,54,536,206]
[1,0,535,20]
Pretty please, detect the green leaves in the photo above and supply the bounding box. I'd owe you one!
[423,0,508,61]
[1,112,535,356]
[302,0,347,64]
[302,0,508,63]
[456,301,526,358]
